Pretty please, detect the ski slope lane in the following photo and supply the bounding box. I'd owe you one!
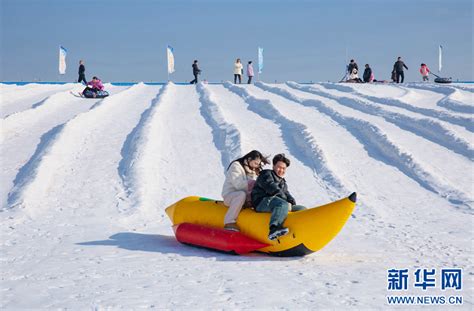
[1,83,167,308]
[1,83,75,118]
[323,82,472,115]
[5,83,159,214]
[318,83,473,145]
[320,82,473,131]
[249,82,400,203]
[1,84,127,208]
[196,83,242,169]
[295,83,474,160]
[260,82,472,210]
[117,83,225,222]
[404,83,474,113]
[286,82,473,208]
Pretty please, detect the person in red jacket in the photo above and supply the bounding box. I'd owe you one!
[419,63,430,81]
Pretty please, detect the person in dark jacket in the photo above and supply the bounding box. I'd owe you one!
[78,60,87,84]
[363,64,373,83]
[190,60,201,84]
[251,153,306,240]
[347,59,359,75]
[393,57,408,83]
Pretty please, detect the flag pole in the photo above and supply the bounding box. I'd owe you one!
[167,45,169,82]
[257,47,259,82]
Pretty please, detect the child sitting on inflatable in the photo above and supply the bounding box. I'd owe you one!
[81,76,109,98]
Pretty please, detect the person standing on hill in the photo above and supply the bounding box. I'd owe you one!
[247,61,254,84]
[78,60,87,84]
[234,58,243,84]
[393,57,408,83]
[419,63,430,81]
[190,60,201,84]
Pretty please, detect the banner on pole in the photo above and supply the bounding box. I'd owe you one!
[258,47,264,74]
[167,45,175,74]
[59,46,67,75]
[438,45,443,72]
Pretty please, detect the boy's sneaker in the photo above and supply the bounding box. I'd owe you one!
[268,225,289,240]
[224,222,240,232]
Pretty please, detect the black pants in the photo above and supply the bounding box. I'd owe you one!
[248,76,253,84]
[234,74,241,84]
[190,74,198,84]
[396,71,404,83]
[78,74,87,84]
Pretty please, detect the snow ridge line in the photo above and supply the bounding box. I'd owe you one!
[403,83,473,114]
[197,83,242,171]
[406,83,474,95]
[320,82,474,114]
[223,82,346,197]
[285,82,474,161]
[257,82,472,211]
[449,85,474,93]
[437,95,473,114]
[5,84,143,211]
[5,123,65,210]
[1,84,74,118]
[319,83,473,131]
[3,87,73,120]
[117,83,171,212]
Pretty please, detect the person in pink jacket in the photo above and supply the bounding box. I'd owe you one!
[81,76,104,97]
[247,61,254,84]
[419,63,430,81]
[87,76,104,91]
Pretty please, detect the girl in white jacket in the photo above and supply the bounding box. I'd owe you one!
[222,150,269,231]
[234,58,243,84]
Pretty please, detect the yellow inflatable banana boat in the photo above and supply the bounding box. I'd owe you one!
[165,192,357,256]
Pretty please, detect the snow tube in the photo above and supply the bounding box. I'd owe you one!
[174,223,269,254]
[434,77,452,84]
[166,192,357,257]
[83,89,109,98]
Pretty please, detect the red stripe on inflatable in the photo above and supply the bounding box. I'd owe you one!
[174,223,269,254]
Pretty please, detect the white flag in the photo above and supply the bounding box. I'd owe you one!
[438,45,443,72]
[258,47,264,74]
[167,45,175,74]
[59,46,67,75]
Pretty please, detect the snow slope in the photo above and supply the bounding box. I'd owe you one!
[1,82,472,309]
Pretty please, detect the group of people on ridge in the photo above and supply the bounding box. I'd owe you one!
[79,56,433,90]
[222,150,306,241]
[189,59,255,84]
[233,58,254,84]
[346,57,431,83]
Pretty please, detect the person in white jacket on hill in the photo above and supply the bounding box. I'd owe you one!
[222,150,269,231]
[234,58,243,84]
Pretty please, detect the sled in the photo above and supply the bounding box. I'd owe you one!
[166,193,357,257]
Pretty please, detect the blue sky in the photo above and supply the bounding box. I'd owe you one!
[1,0,472,82]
